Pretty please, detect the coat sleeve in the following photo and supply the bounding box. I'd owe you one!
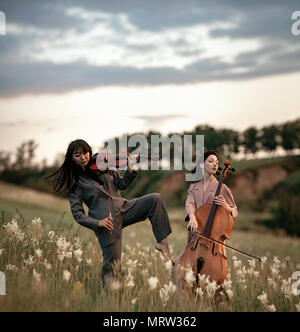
[184,183,196,222]
[68,189,99,232]
[113,169,137,190]
[223,184,238,218]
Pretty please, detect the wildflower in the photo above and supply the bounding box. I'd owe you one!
[56,237,71,253]
[73,249,83,262]
[248,259,256,268]
[63,270,71,282]
[0,249,4,256]
[257,292,268,306]
[164,260,173,271]
[195,287,204,298]
[148,276,159,290]
[85,258,92,266]
[65,251,73,259]
[48,231,55,241]
[267,304,276,312]
[43,259,51,270]
[206,280,219,298]
[185,268,196,286]
[3,219,25,241]
[110,280,122,290]
[31,217,42,225]
[35,248,43,258]
[6,264,18,271]
[267,277,277,290]
[131,298,137,305]
[24,255,34,266]
[281,278,292,300]
[233,259,242,269]
[126,279,135,288]
[33,269,41,282]
[159,281,176,306]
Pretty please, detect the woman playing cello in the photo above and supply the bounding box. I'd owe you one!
[185,150,238,247]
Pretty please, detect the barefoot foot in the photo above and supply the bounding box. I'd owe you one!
[155,241,174,264]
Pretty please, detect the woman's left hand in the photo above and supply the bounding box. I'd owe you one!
[214,195,231,214]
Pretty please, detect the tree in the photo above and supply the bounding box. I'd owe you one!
[260,125,279,154]
[243,126,259,155]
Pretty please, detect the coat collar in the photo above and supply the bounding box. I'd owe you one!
[78,175,112,198]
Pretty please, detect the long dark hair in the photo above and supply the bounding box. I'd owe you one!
[45,139,95,194]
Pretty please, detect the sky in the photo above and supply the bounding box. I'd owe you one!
[0,0,300,165]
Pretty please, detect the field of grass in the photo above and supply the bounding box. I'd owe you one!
[0,181,300,312]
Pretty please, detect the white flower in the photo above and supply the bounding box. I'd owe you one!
[33,269,41,282]
[206,280,219,298]
[148,276,159,290]
[131,298,137,305]
[195,287,204,298]
[48,231,55,240]
[35,248,43,258]
[164,260,173,271]
[65,251,73,259]
[85,258,92,265]
[73,249,83,262]
[43,259,51,270]
[267,304,276,312]
[248,259,256,268]
[24,255,34,266]
[0,249,4,256]
[281,278,292,299]
[126,279,135,288]
[257,292,268,305]
[3,219,25,241]
[63,270,71,282]
[267,278,277,290]
[110,280,122,290]
[185,269,196,286]
[31,217,42,224]
[6,264,18,271]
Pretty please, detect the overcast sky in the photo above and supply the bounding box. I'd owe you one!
[0,0,299,164]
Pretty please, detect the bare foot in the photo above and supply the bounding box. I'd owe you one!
[155,240,174,264]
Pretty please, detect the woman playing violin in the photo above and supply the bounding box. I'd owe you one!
[185,150,238,245]
[45,139,173,288]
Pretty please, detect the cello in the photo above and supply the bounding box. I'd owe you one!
[173,160,261,289]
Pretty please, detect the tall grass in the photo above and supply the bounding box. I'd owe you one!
[0,215,299,312]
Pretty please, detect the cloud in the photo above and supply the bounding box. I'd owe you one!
[0,0,299,97]
[130,114,189,128]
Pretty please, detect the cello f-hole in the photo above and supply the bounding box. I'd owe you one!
[212,242,218,256]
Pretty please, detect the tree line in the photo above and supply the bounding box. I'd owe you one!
[0,118,299,187]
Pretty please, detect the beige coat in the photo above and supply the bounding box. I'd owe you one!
[184,177,238,222]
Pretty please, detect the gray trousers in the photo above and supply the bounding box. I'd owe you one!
[99,193,172,288]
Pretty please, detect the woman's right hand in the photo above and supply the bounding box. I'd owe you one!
[187,214,198,232]
[98,216,114,231]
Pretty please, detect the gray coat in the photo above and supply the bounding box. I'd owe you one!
[68,169,137,247]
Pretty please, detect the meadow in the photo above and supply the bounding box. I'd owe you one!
[0,181,300,312]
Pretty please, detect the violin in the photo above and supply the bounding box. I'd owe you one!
[89,152,159,172]
[173,160,261,289]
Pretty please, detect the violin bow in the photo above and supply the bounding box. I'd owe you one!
[191,230,262,262]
